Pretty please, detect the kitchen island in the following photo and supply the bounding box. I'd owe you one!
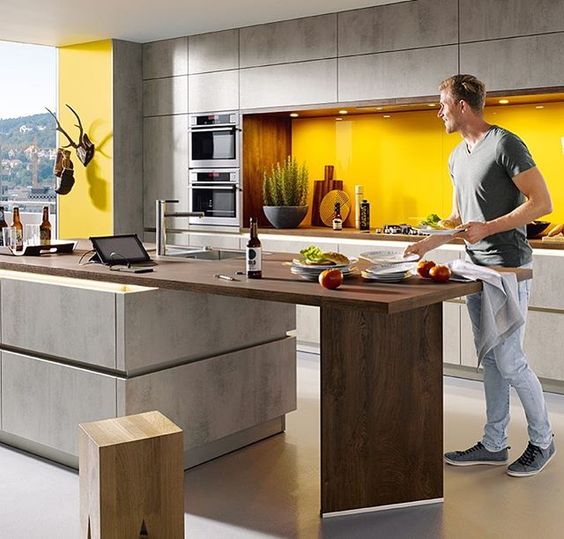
[0,250,530,517]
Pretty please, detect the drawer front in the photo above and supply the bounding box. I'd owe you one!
[124,337,297,450]
[1,279,116,368]
[1,351,116,455]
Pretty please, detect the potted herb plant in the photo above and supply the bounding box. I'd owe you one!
[262,156,309,228]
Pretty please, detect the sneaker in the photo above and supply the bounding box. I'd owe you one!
[444,441,509,466]
[507,440,556,477]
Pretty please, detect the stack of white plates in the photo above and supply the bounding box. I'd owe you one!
[290,257,358,281]
[361,262,416,283]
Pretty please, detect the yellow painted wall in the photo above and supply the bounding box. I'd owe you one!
[58,40,113,238]
[292,102,564,227]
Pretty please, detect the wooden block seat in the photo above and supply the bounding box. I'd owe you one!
[79,411,184,539]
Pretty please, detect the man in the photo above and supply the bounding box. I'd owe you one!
[405,74,555,476]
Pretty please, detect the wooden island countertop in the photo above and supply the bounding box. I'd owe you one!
[0,250,531,314]
[0,248,532,518]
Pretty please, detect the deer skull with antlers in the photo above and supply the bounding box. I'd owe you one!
[46,104,95,166]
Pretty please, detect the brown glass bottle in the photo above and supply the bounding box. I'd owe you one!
[246,218,262,278]
[11,207,23,250]
[40,206,52,245]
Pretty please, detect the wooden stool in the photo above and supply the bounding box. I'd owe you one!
[79,411,184,538]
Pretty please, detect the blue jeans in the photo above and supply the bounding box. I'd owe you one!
[466,268,553,451]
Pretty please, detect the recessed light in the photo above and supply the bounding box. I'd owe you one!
[427,103,436,107]
[535,105,545,109]
[376,106,384,110]
[336,117,343,121]
[383,115,391,118]
[338,110,348,115]
[290,112,299,118]
[498,99,509,105]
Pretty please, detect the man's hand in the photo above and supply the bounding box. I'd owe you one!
[404,240,430,259]
[459,221,491,244]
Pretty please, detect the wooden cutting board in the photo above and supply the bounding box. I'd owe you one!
[311,166,343,226]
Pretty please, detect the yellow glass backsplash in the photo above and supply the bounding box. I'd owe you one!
[291,102,564,227]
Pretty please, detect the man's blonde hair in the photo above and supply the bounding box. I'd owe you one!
[439,74,486,112]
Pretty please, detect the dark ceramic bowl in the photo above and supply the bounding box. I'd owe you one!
[526,221,550,239]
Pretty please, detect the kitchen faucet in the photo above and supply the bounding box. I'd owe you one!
[156,199,204,256]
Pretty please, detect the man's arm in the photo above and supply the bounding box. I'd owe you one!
[461,166,552,244]
[404,190,462,258]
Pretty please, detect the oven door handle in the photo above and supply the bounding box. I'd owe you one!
[190,126,237,132]
[190,181,239,186]
[191,185,237,190]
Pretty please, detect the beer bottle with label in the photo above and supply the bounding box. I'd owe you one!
[40,206,52,245]
[0,207,8,246]
[332,202,343,230]
[246,217,262,279]
[360,199,370,231]
[11,206,23,250]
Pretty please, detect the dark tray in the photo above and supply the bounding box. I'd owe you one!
[0,240,76,256]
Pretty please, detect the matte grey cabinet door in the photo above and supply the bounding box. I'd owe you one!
[1,352,116,455]
[143,76,189,116]
[443,302,461,365]
[339,0,457,56]
[188,70,239,112]
[240,59,337,109]
[460,34,564,91]
[189,29,239,74]
[460,0,564,42]
[143,37,188,79]
[240,14,337,68]
[1,279,116,368]
[118,291,295,374]
[339,45,458,101]
[529,253,564,310]
[143,115,189,230]
[124,337,296,451]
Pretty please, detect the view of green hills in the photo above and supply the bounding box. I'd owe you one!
[0,112,57,186]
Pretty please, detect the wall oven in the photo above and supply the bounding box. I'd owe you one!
[188,169,241,227]
[189,112,240,169]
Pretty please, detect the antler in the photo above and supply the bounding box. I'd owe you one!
[65,104,84,144]
[45,107,79,149]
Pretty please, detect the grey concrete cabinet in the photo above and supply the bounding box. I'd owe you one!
[1,351,117,455]
[240,14,337,68]
[142,37,188,79]
[338,0,457,57]
[529,252,564,310]
[460,33,564,91]
[188,232,241,250]
[459,0,564,42]
[118,290,295,374]
[188,70,239,112]
[1,279,117,369]
[188,29,239,74]
[240,59,337,109]
[123,337,296,454]
[338,45,458,102]
[143,76,189,116]
[443,302,461,365]
[143,114,189,234]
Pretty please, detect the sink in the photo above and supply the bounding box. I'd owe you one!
[159,246,244,261]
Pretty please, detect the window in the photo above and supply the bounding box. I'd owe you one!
[0,41,57,231]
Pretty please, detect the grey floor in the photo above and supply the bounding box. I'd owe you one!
[1,351,564,538]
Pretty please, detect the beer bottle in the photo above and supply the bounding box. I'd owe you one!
[40,206,52,245]
[246,217,262,279]
[0,206,8,246]
[11,206,23,250]
[332,202,343,231]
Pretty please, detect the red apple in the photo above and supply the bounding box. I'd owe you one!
[318,269,343,289]
[417,259,436,278]
[429,264,451,283]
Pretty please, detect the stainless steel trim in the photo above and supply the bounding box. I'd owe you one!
[191,185,236,191]
[155,200,204,256]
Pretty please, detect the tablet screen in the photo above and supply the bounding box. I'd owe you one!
[90,234,152,265]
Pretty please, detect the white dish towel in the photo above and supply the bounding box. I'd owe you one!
[448,259,525,366]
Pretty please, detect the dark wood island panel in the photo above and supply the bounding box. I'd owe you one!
[321,303,443,515]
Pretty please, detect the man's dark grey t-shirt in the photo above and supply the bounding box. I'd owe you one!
[449,125,534,267]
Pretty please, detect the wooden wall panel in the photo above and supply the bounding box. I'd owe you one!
[242,115,292,227]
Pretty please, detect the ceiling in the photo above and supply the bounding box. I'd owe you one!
[1,0,406,47]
